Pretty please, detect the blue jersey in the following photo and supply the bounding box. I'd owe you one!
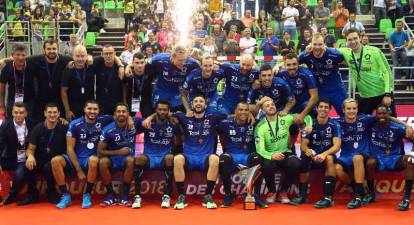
[99,117,143,156]
[148,53,200,92]
[304,118,342,154]
[220,63,259,104]
[217,117,255,154]
[277,67,317,106]
[138,119,180,156]
[181,69,225,101]
[336,114,376,156]
[175,112,226,155]
[246,77,294,110]
[67,115,114,158]
[369,121,406,156]
[298,48,346,92]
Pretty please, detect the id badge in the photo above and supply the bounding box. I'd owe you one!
[131,97,141,112]
[15,92,24,103]
[81,87,85,94]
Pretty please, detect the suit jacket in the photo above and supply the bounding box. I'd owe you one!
[0,119,36,168]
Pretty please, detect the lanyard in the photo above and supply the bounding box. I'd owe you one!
[74,66,87,87]
[266,115,279,141]
[351,47,364,81]
[13,62,26,93]
[44,57,58,87]
[45,122,56,152]
[132,74,145,98]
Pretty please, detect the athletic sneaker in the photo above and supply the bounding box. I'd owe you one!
[265,192,277,204]
[220,194,233,208]
[347,197,362,209]
[131,195,142,209]
[362,192,376,205]
[119,194,132,207]
[397,198,411,211]
[202,194,217,209]
[81,193,92,209]
[254,195,268,208]
[161,195,171,208]
[174,194,188,210]
[277,192,290,204]
[290,195,307,205]
[100,194,117,207]
[56,193,72,209]
[314,197,334,209]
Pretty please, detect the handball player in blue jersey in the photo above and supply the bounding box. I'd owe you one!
[215,54,260,115]
[132,100,180,209]
[277,53,318,122]
[217,102,265,207]
[180,56,225,115]
[298,33,348,116]
[292,99,342,208]
[161,95,227,209]
[51,100,115,209]
[98,103,142,207]
[364,105,414,211]
[147,45,200,111]
[247,64,295,117]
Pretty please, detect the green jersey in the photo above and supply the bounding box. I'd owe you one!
[254,114,312,160]
[339,46,393,98]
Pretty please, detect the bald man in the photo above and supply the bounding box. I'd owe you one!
[61,45,97,121]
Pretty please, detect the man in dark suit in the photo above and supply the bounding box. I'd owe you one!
[0,102,37,205]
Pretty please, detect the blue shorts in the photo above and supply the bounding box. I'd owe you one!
[184,153,211,171]
[147,154,167,170]
[337,152,366,172]
[229,153,250,171]
[319,88,347,117]
[110,155,131,171]
[216,97,237,115]
[153,88,182,108]
[63,154,89,173]
[374,155,404,172]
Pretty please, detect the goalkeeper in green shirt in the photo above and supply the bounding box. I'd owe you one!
[254,98,312,204]
[339,28,396,116]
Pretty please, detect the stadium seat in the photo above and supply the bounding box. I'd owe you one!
[327,17,335,29]
[15,1,23,8]
[307,0,318,7]
[7,1,13,10]
[7,15,16,21]
[117,1,124,9]
[85,32,96,46]
[94,1,103,9]
[336,39,346,47]
[385,27,395,40]
[379,19,393,33]
[105,1,116,9]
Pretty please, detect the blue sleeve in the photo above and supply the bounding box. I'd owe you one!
[389,33,396,44]
[404,32,410,42]
[188,57,200,70]
[260,38,266,46]
[333,121,342,139]
[362,114,377,126]
[272,37,279,46]
[246,89,256,104]
[99,128,110,143]
[332,48,344,63]
[182,72,194,91]
[67,120,77,137]
[173,111,186,124]
[302,68,317,89]
[298,52,306,64]
[219,62,235,75]
[397,123,407,139]
[214,113,227,125]
[280,79,294,100]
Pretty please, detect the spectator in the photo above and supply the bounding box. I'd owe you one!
[332,1,349,35]
[142,32,162,55]
[154,0,165,19]
[279,31,295,56]
[89,3,107,33]
[387,0,400,24]
[63,34,78,56]
[192,20,209,49]
[282,0,299,40]
[144,45,154,58]
[389,21,410,79]
[259,27,279,66]
[224,11,246,34]
[58,4,73,41]
[314,0,330,30]
[244,0,257,16]
[272,0,285,37]
[201,36,218,56]
[124,0,136,34]
[9,10,26,42]
[211,24,226,55]
[320,26,336,47]
[361,33,369,46]
[212,12,224,26]
[239,27,257,56]
[156,22,169,50]
[373,0,387,26]
[296,0,313,36]
[223,30,240,56]
[407,38,414,90]
[342,13,365,37]
[61,0,73,12]
[222,2,233,23]
[404,0,414,16]
[297,28,312,53]
[124,26,138,51]
[255,9,268,38]
[230,25,242,42]
[120,41,136,65]
[22,0,32,15]
[71,3,87,30]
[240,9,256,30]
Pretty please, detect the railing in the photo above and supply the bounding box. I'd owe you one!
[402,16,414,39]
[0,23,6,58]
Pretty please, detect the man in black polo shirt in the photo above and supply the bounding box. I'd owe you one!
[25,103,67,204]
[0,44,36,119]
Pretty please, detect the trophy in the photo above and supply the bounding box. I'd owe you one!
[238,164,262,210]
